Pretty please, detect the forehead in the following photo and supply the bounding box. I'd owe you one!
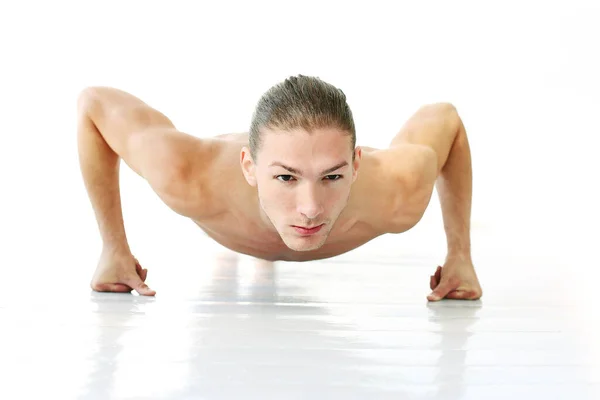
[260,127,352,159]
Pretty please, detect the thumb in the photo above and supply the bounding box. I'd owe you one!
[125,273,156,296]
[427,276,459,301]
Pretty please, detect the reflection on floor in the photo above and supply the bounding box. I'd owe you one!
[0,231,598,400]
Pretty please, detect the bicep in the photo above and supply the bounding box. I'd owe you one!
[79,86,224,218]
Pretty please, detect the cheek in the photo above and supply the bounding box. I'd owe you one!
[259,181,294,209]
[277,192,296,211]
[327,185,350,205]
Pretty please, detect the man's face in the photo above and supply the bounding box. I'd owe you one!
[241,127,361,252]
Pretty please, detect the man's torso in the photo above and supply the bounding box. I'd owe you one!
[180,133,436,261]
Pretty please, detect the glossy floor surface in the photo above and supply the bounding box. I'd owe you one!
[1,223,599,400]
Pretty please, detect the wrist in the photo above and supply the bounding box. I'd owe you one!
[445,248,472,263]
[102,242,132,256]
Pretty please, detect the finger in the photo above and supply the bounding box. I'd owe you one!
[430,274,438,290]
[135,262,145,279]
[93,283,133,293]
[429,266,442,290]
[427,266,443,300]
[125,274,156,296]
[135,262,143,275]
[140,268,148,282]
[428,277,460,301]
[135,282,156,296]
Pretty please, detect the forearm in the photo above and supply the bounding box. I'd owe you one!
[77,103,131,253]
[436,117,472,260]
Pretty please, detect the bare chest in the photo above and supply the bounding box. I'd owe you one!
[185,140,435,261]
[191,190,430,262]
[192,213,378,261]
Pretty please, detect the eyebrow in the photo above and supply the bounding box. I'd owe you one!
[269,161,349,176]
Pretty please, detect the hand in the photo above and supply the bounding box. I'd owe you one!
[90,248,156,296]
[427,258,482,301]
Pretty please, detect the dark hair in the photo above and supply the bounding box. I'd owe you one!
[249,75,356,161]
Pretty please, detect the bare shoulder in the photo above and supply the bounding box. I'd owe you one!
[348,144,438,232]
[384,143,439,188]
[156,135,251,220]
[79,87,250,220]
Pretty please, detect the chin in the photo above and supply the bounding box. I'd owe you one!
[286,243,323,252]
[282,234,328,252]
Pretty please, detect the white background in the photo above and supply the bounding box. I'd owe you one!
[0,0,598,277]
[1,3,600,398]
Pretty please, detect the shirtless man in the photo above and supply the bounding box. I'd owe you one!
[77,75,482,301]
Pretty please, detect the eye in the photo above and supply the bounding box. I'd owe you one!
[324,175,343,181]
[276,175,296,182]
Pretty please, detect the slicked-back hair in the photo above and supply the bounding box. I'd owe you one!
[249,75,356,161]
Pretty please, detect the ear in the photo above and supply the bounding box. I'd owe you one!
[351,146,362,183]
[240,146,257,186]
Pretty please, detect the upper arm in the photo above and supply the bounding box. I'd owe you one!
[79,86,221,217]
[389,102,461,172]
[79,86,176,161]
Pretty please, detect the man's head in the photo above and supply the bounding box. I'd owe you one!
[241,75,361,252]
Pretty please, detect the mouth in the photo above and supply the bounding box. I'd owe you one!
[292,224,324,236]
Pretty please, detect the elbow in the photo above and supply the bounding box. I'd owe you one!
[77,87,100,112]
[77,86,115,110]
[431,102,461,134]
[416,102,461,130]
[429,102,458,115]
[77,87,111,117]
[424,101,459,115]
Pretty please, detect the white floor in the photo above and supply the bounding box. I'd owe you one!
[1,218,599,400]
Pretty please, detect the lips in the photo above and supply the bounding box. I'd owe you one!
[292,224,324,235]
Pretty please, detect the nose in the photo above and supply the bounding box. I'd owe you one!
[296,183,324,220]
